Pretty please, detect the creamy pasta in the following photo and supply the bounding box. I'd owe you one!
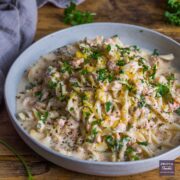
[16,36,180,162]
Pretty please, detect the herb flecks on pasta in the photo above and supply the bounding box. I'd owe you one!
[17,36,180,162]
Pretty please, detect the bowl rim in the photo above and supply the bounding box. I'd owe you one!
[4,22,180,166]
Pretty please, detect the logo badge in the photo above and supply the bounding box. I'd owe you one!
[159,160,175,176]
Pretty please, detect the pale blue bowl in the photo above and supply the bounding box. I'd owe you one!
[4,23,180,176]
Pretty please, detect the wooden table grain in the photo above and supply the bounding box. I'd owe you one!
[0,0,180,179]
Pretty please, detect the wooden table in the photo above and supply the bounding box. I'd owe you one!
[0,0,179,179]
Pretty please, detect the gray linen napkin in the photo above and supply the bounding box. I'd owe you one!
[0,0,84,103]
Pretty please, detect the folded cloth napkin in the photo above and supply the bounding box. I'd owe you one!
[0,0,84,103]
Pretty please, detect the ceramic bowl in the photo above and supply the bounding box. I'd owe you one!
[4,23,180,176]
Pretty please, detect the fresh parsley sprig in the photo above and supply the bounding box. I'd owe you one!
[164,0,180,26]
[64,2,96,26]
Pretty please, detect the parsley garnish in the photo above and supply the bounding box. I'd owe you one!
[91,51,102,60]
[164,0,180,26]
[131,45,140,51]
[81,94,88,101]
[112,34,118,38]
[137,141,148,146]
[105,101,112,112]
[91,119,102,126]
[138,96,146,108]
[116,60,126,66]
[105,136,130,152]
[105,136,123,151]
[48,81,57,89]
[156,83,174,103]
[167,73,176,85]
[107,73,115,82]
[149,65,157,79]
[131,155,140,161]
[156,84,170,97]
[97,68,108,81]
[175,107,180,115]
[152,49,159,56]
[83,111,90,119]
[87,128,98,143]
[36,111,48,123]
[125,82,135,92]
[106,44,111,52]
[119,69,124,74]
[125,146,135,155]
[81,69,89,75]
[71,82,80,87]
[105,135,115,147]
[64,2,96,26]
[138,58,149,73]
[116,46,131,56]
[61,61,72,74]
[165,11,180,26]
[96,68,114,82]
[58,95,66,102]
[34,91,43,101]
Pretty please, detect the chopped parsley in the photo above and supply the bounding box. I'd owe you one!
[138,96,146,108]
[97,68,108,81]
[119,69,124,74]
[131,155,140,161]
[137,141,148,146]
[81,69,89,75]
[83,111,90,119]
[48,81,57,89]
[116,46,131,56]
[36,111,48,123]
[91,51,102,60]
[156,83,173,103]
[106,44,111,52]
[87,128,98,143]
[112,34,118,38]
[138,58,149,73]
[152,49,159,56]
[34,91,43,100]
[96,69,114,82]
[105,101,112,112]
[71,82,80,87]
[105,135,114,147]
[125,146,135,155]
[131,45,140,51]
[107,73,115,82]
[125,82,135,92]
[58,95,66,102]
[81,94,88,101]
[91,119,102,126]
[149,65,157,79]
[105,135,124,151]
[61,61,72,74]
[105,136,130,151]
[156,84,170,97]
[175,107,180,116]
[116,60,126,66]
[166,73,176,85]
[143,65,149,73]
